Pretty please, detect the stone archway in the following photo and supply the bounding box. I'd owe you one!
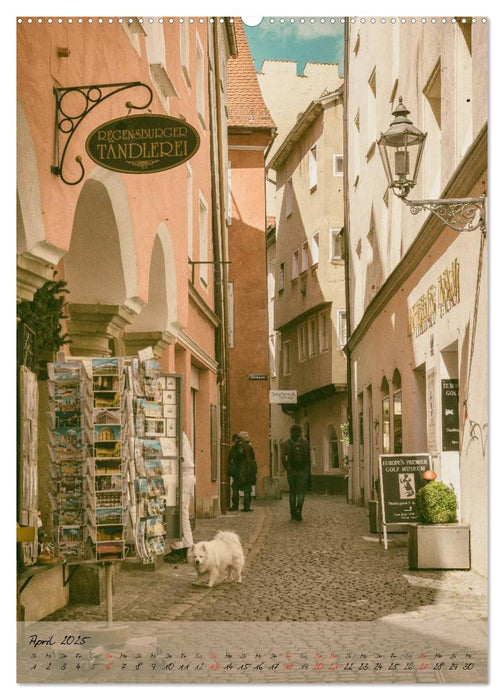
[17,101,65,301]
[64,170,142,356]
[124,222,179,358]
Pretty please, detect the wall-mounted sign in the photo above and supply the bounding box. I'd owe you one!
[408,259,461,338]
[85,113,200,174]
[249,374,268,381]
[269,390,297,404]
[378,453,432,549]
[441,379,459,451]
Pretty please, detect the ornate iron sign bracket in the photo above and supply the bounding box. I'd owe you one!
[403,196,486,235]
[51,82,153,186]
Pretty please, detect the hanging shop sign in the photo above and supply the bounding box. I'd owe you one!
[378,453,432,549]
[269,389,297,404]
[441,379,460,451]
[85,114,200,174]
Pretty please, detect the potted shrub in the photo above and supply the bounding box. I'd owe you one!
[408,479,470,569]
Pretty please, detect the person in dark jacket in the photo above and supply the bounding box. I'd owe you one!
[228,431,257,512]
[281,424,311,521]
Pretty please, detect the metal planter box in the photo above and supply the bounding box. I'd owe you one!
[408,523,471,570]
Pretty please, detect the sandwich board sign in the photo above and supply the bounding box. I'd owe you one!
[378,453,432,549]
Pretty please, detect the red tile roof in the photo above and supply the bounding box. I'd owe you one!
[227,18,276,129]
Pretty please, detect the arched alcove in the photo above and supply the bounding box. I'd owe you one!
[128,222,178,332]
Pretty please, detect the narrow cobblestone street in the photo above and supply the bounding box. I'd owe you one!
[42,494,487,625]
[23,494,487,683]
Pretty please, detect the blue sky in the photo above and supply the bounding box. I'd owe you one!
[243,17,345,75]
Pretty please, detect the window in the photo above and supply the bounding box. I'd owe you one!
[227,282,234,347]
[226,160,232,226]
[338,310,347,348]
[382,396,391,453]
[286,178,293,217]
[278,262,285,292]
[423,60,442,196]
[326,425,340,470]
[297,323,307,362]
[309,145,318,190]
[199,194,209,286]
[282,340,291,376]
[180,22,191,87]
[196,35,206,127]
[308,315,318,357]
[330,228,344,261]
[301,241,309,273]
[319,310,330,352]
[333,154,344,176]
[381,376,390,454]
[311,232,320,265]
[291,249,299,280]
[187,164,193,261]
[392,369,403,453]
[393,390,403,453]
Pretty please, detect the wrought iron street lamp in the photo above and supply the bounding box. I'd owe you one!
[378,97,486,233]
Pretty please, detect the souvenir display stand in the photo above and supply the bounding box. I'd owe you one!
[47,354,182,619]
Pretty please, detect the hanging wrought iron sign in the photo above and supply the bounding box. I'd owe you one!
[85,113,200,174]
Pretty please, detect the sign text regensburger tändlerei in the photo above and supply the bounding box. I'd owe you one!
[85,114,200,174]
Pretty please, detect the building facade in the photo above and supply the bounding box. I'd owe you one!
[268,87,348,492]
[17,16,240,619]
[226,19,276,496]
[344,18,488,576]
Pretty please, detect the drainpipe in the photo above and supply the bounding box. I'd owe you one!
[211,18,232,514]
[342,18,354,502]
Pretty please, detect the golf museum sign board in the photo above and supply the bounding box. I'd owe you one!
[85,114,200,174]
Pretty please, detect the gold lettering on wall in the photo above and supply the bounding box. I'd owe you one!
[438,259,460,318]
[408,259,461,337]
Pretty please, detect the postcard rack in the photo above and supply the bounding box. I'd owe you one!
[125,358,182,563]
[48,355,182,565]
[48,361,89,561]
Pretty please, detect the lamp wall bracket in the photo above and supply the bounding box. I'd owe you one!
[51,82,153,186]
[401,196,486,235]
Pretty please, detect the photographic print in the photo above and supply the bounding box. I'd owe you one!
[16,12,489,689]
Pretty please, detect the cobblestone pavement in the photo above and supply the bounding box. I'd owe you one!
[32,494,488,683]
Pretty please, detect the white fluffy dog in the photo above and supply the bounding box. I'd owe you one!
[187,530,245,588]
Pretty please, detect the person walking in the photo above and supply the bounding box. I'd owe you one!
[228,431,257,512]
[164,431,196,562]
[281,424,311,521]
